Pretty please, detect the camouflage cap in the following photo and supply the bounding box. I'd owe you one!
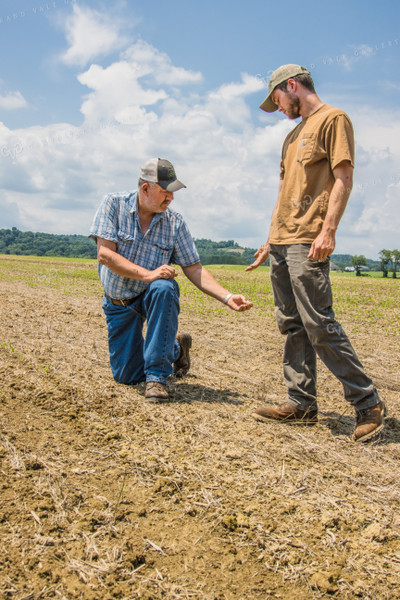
[140,158,186,192]
[260,64,311,112]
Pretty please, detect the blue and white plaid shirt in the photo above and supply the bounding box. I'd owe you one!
[89,191,200,299]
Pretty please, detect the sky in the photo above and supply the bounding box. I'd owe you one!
[0,0,399,259]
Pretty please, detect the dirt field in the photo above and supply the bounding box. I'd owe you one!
[1,255,400,600]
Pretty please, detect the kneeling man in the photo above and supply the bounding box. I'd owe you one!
[90,158,252,402]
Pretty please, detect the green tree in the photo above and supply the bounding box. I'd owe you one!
[352,254,367,277]
[379,249,392,278]
[392,249,400,279]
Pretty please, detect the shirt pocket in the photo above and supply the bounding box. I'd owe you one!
[153,242,173,261]
[116,228,138,256]
[145,242,174,270]
[297,132,316,164]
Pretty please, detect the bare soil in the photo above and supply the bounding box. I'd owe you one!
[1,263,400,600]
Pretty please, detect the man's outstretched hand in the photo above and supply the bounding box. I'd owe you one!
[226,295,253,312]
[245,243,270,272]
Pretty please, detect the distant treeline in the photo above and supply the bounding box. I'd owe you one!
[0,227,97,259]
[331,254,381,271]
[0,228,382,268]
[193,238,259,265]
[0,228,258,265]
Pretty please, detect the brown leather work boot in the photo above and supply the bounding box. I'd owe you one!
[174,333,192,378]
[145,382,169,403]
[354,401,386,442]
[252,402,318,425]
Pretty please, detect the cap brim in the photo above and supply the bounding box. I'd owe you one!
[159,179,186,192]
[259,95,278,113]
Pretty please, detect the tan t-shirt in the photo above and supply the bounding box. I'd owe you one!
[268,104,355,244]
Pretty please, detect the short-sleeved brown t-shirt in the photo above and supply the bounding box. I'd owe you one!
[268,104,354,245]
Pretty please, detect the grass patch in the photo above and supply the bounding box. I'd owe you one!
[1,255,398,332]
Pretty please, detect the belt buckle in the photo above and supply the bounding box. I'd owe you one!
[120,298,128,307]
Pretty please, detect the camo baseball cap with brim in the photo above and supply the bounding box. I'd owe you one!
[139,158,186,192]
[260,64,311,113]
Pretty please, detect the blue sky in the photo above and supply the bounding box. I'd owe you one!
[0,0,399,258]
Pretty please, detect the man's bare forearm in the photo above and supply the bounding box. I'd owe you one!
[98,244,149,280]
[322,168,353,234]
[308,161,353,260]
[96,238,178,283]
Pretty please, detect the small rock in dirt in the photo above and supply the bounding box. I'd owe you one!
[236,513,250,528]
[363,522,386,541]
[310,571,339,593]
[221,514,237,531]
[225,450,242,460]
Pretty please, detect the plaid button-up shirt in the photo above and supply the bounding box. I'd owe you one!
[89,191,200,299]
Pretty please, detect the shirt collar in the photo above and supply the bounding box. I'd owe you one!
[129,191,138,214]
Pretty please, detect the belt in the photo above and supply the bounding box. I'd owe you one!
[105,294,136,307]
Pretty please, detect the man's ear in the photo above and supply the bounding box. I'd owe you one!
[286,78,296,92]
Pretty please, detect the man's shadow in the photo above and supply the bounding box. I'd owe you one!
[170,375,245,405]
[322,410,400,444]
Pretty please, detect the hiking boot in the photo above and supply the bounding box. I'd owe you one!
[252,402,318,425]
[354,401,386,442]
[174,333,192,378]
[145,382,169,403]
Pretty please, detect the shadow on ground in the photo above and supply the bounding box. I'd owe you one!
[322,410,400,444]
[173,378,245,404]
[133,376,246,405]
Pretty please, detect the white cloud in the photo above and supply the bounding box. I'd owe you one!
[0,90,28,110]
[122,40,203,86]
[59,3,131,67]
[0,59,282,245]
[353,182,400,236]
[331,108,400,255]
[78,61,166,124]
[2,9,400,259]
[0,192,21,228]
[209,72,264,101]
[76,40,203,125]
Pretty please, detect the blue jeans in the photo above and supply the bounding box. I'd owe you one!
[102,279,181,385]
[269,244,380,411]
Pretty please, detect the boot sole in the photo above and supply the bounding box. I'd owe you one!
[252,412,318,426]
[145,396,170,404]
[354,422,385,442]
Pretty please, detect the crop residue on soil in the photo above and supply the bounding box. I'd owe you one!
[1,256,400,599]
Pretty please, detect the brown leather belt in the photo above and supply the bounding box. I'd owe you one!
[105,294,136,307]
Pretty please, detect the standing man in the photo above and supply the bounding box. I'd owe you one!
[247,65,385,442]
[90,158,252,402]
